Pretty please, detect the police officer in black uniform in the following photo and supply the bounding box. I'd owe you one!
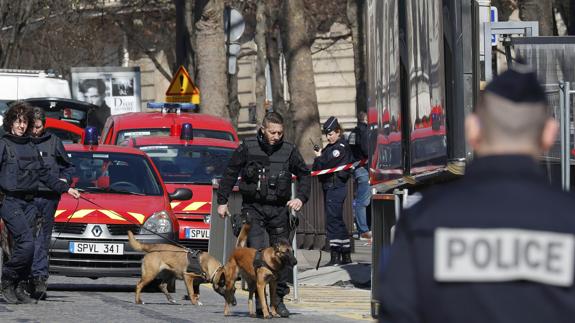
[377,68,575,323]
[0,102,80,304]
[29,107,75,300]
[217,112,310,318]
[313,116,354,266]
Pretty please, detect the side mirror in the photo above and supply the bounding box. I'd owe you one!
[169,188,192,201]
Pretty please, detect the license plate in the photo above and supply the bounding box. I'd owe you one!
[185,228,210,240]
[69,242,124,255]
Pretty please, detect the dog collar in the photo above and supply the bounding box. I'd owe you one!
[210,265,224,283]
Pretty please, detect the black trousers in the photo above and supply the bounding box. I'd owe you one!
[242,202,292,299]
[32,196,59,279]
[1,196,38,282]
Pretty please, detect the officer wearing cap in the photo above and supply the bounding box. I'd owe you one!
[0,101,80,304]
[313,116,354,266]
[377,67,575,322]
[217,111,310,317]
[29,107,75,300]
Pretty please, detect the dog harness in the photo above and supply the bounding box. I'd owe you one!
[186,250,206,279]
[253,249,276,278]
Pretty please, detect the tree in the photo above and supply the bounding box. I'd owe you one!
[194,0,229,118]
[518,0,554,36]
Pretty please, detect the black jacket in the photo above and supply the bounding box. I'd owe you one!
[378,155,575,323]
[312,137,353,187]
[32,131,75,192]
[217,131,311,205]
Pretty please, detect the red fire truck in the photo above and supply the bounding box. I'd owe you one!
[121,123,238,250]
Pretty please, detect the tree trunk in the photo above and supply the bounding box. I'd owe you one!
[518,0,554,36]
[195,0,229,118]
[228,64,241,129]
[281,0,322,163]
[255,0,267,126]
[347,0,366,115]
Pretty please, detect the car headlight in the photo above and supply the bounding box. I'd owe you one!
[142,210,172,234]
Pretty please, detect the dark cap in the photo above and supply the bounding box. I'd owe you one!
[485,66,547,104]
[323,116,340,133]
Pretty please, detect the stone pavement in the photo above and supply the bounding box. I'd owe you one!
[282,238,376,322]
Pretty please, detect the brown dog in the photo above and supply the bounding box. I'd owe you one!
[223,238,297,318]
[127,231,232,305]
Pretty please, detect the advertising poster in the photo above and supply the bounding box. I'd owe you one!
[70,66,141,116]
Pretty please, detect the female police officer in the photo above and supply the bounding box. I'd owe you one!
[0,102,80,304]
[313,117,354,266]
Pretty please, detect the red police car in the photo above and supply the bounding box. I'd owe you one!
[48,132,191,281]
[100,107,239,145]
[121,124,238,250]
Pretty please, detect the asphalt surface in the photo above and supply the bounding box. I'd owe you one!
[0,239,375,322]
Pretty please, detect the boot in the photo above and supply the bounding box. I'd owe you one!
[324,250,341,266]
[341,251,353,265]
[31,277,48,300]
[1,279,21,304]
[276,298,290,318]
[14,281,34,304]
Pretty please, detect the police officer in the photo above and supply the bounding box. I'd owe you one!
[216,112,311,318]
[29,107,75,300]
[349,111,371,241]
[377,67,575,322]
[0,102,80,304]
[313,116,354,266]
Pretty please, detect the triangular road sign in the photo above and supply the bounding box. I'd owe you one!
[166,66,199,96]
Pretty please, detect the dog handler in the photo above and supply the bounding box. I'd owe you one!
[0,102,80,304]
[377,68,575,322]
[29,107,75,300]
[217,112,311,318]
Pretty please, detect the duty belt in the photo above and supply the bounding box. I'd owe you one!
[3,191,36,201]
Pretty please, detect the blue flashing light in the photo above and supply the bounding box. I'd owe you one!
[84,126,99,146]
[180,123,193,140]
[147,102,198,112]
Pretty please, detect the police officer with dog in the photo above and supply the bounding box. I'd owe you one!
[0,101,80,304]
[377,67,575,322]
[217,111,311,318]
[29,107,75,300]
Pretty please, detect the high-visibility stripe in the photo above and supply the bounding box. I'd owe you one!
[99,210,127,222]
[127,212,145,224]
[54,210,66,218]
[183,201,209,211]
[170,201,182,209]
[68,209,95,219]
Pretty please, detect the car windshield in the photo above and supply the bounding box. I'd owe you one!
[139,145,233,184]
[68,151,163,195]
[116,128,234,143]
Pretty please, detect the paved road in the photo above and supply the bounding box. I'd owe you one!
[0,276,366,322]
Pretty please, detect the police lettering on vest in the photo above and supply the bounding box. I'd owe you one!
[434,228,575,287]
[238,137,293,203]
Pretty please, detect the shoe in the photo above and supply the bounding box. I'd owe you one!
[276,299,290,318]
[1,279,20,304]
[360,231,372,240]
[324,250,341,266]
[14,282,34,304]
[341,251,353,265]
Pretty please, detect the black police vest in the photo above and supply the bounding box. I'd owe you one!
[0,137,44,192]
[239,138,294,203]
[35,134,59,180]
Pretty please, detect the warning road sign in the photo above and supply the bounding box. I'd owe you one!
[165,66,200,104]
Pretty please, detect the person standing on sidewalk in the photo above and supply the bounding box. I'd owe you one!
[217,112,311,318]
[348,111,371,241]
[313,116,354,266]
[377,67,575,322]
[29,107,75,300]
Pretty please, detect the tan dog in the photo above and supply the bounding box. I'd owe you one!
[223,238,297,318]
[127,231,231,305]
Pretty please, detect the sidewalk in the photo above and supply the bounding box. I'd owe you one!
[284,239,375,322]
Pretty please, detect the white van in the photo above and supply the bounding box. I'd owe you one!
[0,69,71,124]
